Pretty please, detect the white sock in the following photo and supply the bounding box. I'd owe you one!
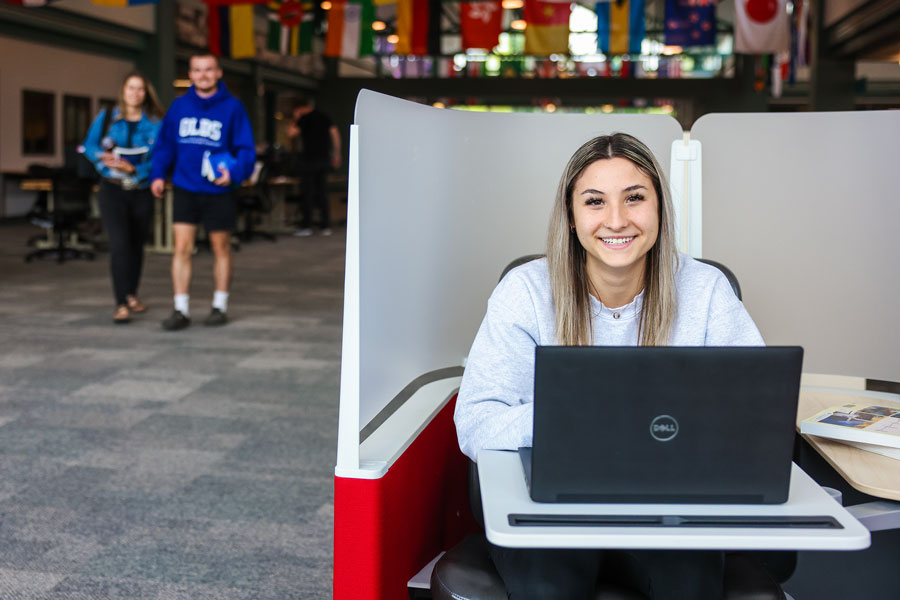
[174,294,190,316]
[212,290,229,313]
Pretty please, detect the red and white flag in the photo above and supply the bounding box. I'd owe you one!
[460,2,503,51]
[734,0,790,54]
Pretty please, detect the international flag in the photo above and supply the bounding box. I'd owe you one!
[664,0,715,47]
[325,0,375,58]
[596,0,645,55]
[91,0,157,6]
[523,0,571,56]
[267,1,301,55]
[395,0,429,55]
[1,0,59,5]
[206,1,257,59]
[460,2,503,51]
[734,0,790,54]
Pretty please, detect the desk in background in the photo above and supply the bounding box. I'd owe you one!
[797,388,900,522]
[20,177,94,252]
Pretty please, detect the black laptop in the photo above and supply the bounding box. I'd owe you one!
[522,346,803,504]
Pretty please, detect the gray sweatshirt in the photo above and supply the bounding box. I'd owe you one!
[454,255,765,461]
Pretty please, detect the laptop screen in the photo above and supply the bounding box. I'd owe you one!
[528,346,803,504]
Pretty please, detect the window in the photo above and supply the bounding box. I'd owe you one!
[63,95,92,146]
[22,90,55,155]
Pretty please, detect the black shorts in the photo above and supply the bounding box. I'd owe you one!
[173,186,236,232]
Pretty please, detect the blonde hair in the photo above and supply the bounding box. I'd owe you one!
[117,71,165,120]
[546,133,678,346]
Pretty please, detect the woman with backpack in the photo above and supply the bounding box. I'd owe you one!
[82,71,164,323]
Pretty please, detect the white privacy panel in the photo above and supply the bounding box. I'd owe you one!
[347,90,683,438]
[693,111,900,383]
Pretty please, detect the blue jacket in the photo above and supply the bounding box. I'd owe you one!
[82,108,161,190]
[150,84,255,195]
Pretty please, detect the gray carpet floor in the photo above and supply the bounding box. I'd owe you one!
[0,223,343,599]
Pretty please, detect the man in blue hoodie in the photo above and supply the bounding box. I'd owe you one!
[151,53,255,331]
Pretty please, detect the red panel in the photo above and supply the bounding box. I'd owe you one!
[334,395,478,600]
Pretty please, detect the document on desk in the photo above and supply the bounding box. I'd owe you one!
[478,450,871,551]
[801,403,900,450]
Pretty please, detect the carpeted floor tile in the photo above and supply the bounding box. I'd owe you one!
[0,222,344,598]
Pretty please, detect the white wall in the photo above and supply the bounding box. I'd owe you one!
[57,0,155,33]
[0,35,135,173]
[694,111,900,383]
[346,91,683,435]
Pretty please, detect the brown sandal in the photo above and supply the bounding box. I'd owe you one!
[113,305,131,324]
[126,296,147,313]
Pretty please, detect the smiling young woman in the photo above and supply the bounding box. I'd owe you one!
[454,133,766,599]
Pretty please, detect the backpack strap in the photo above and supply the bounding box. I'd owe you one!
[100,107,115,140]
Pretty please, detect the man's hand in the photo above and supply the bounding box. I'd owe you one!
[213,168,231,187]
[287,123,300,138]
[331,154,341,170]
[101,153,136,174]
[151,178,166,198]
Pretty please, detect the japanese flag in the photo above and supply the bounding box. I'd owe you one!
[734,0,790,54]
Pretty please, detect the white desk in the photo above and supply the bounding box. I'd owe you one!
[478,450,870,551]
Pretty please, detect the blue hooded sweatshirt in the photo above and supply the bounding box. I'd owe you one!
[150,84,255,195]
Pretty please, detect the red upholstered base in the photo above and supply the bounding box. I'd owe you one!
[334,394,477,600]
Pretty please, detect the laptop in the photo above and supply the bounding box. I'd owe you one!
[522,346,803,504]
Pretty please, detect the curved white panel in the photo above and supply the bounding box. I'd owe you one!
[348,90,683,443]
[693,111,900,383]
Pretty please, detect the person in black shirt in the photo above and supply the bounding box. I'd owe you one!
[287,97,341,236]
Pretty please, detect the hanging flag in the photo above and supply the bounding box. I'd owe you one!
[396,0,428,55]
[298,8,315,53]
[326,0,375,58]
[267,1,302,55]
[596,0,645,55]
[91,0,157,6]
[1,0,59,5]
[523,0,571,56]
[207,2,257,59]
[734,0,790,54]
[664,0,715,47]
[795,0,809,68]
[460,2,503,51]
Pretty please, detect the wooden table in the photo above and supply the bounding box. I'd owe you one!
[21,178,174,254]
[797,388,900,501]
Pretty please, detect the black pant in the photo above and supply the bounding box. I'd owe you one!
[97,181,153,306]
[488,542,724,600]
[299,160,330,229]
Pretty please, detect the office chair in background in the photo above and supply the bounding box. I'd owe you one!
[24,168,96,264]
[235,159,276,243]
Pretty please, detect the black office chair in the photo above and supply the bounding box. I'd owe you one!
[235,160,276,243]
[25,168,95,264]
[430,255,793,600]
[24,164,54,246]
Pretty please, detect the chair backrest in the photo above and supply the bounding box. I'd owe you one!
[51,169,92,217]
[695,258,742,300]
[499,255,743,301]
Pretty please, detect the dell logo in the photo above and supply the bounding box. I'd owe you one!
[650,415,679,442]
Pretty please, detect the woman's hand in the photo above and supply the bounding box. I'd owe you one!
[101,153,136,174]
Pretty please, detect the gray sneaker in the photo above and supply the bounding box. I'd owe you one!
[162,310,190,331]
[204,308,228,327]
